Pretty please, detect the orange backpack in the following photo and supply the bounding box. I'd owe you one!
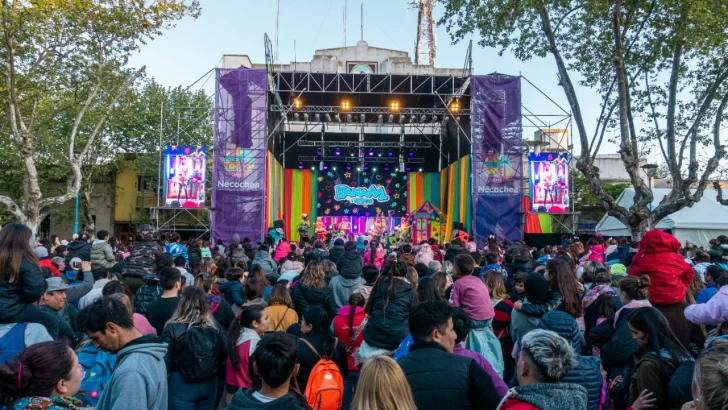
[300,338,344,410]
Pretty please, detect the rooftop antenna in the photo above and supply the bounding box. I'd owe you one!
[360,1,363,41]
[275,0,280,63]
[343,0,347,47]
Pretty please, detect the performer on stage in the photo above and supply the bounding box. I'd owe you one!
[371,214,388,240]
[397,215,412,243]
[338,216,352,240]
[298,213,311,243]
[314,217,327,241]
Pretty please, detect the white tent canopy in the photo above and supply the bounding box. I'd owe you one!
[595,188,728,246]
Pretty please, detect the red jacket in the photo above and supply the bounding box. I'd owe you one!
[628,229,694,306]
[500,399,539,410]
[332,305,366,370]
[39,258,60,277]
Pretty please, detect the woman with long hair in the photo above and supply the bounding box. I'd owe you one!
[225,305,269,402]
[0,223,59,337]
[363,241,384,270]
[49,235,60,254]
[296,306,349,391]
[265,284,299,332]
[248,264,273,302]
[290,260,337,321]
[688,343,728,410]
[627,307,692,410]
[484,270,516,382]
[417,277,445,302]
[333,293,367,410]
[0,341,85,409]
[487,235,503,265]
[351,356,417,410]
[162,286,226,409]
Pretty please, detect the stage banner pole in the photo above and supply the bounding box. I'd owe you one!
[471,76,523,244]
[212,68,268,243]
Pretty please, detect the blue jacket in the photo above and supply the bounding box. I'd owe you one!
[219,280,245,307]
[697,282,718,304]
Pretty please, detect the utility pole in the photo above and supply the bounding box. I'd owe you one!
[343,0,347,47]
[275,0,280,63]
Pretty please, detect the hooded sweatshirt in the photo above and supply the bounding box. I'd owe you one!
[498,383,588,410]
[226,328,262,390]
[273,241,292,262]
[96,335,168,410]
[226,388,310,410]
[90,239,115,269]
[252,251,279,281]
[78,278,111,310]
[415,244,434,266]
[329,270,366,308]
[281,260,304,275]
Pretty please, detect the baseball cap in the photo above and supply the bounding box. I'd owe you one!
[69,257,83,271]
[46,277,71,293]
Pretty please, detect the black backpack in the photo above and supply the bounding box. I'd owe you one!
[179,325,220,381]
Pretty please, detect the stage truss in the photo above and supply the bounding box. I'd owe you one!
[151,207,211,240]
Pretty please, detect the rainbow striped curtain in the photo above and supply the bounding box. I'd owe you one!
[442,155,472,241]
[283,169,318,242]
[407,172,442,214]
[266,152,285,229]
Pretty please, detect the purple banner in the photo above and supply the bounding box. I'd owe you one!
[471,76,523,244]
[212,69,268,243]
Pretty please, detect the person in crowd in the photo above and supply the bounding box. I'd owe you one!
[685,274,728,325]
[400,244,416,267]
[481,253,503,277]
[511,273,551,348]
[55,245,69,260]
[51,256,66,277]
[537,311,608,410]
[424,260,443,279]
[329,238,346,264]
[90,230,115,269]
[226,332,310,410]
[330,241,365,308]
[398,301,501,410]
[165,232,187,264]
[696,265,723,304]
[353,264,379,303]
[485,270,516,382]
[195,273,235,332]
[214,239,225,257]
[146,267,181,335]
[707,235,728,267]
[333,293,367,410]
[417,276,446,302]
[101,281,129,298]
[290,260,338,321]
[252,245,278,283]
[243,278,267,307]
[133,269,163,316]
[690,250,712,283]
[220,267,246,316]
[265,284,299,333]
[108,293,156,336]
[451,308,509,397]
[510,271,527,302]
[78,267,111,310]
[162,286,227,410]
[535,245,553,266]
[39,277,81,347]
[445,238,467,262]
[583,269,619,338]
[226,234,248,265]
[0,224,62,338]
[415,242,435,266]
[350,356,417,410]
[586,236,605,263]
[0,318,52,364]
[65,232,92,267]
[225,304,270,402]
[187,239,202,271]
[507,248,535,276]
[249,264,273,302]
[681,343,728,410]
[200,240,212,260]
[448,254,503,376]
[0,341,85,410]
[363,241,384,270]
[173,256,194,288]
[121,224,164,294]
[359,261,415,359]
[498,329,588,410]
[292,306,349,391]
[109,253,126,275]
[76,297,168,410]
[273,237,292,263]
[626,307,693,410]
[35,246,60,277]
[280,252,304,282]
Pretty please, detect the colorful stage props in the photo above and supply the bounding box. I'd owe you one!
[164,145,207,208]
[318,165,408,217]
[528,152,569,213]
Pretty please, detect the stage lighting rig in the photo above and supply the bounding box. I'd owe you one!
[360,114,366,123]
[303,113,309,122]
[388,114,394,123]
[314,114,320,122]
[390,101,400,112]
[341,100,351,111]
[410,115,416,123]
[346,114,353,123]
[399,114,406,124]
[293,99,302,110]
[449,99,460,114]
[326,114,332,122]
[293,113,300,121]
[377,115,383,124]
[334,114,341,122]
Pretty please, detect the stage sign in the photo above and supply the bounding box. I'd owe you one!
[164,145,207,208]
[318,165,408,217]
[528,152,569,213]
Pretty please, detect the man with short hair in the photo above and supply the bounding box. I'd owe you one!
[39,277,81,346]
[76,297,168,410]
[173,255,194,287]
[499,329,587,410]
[79,267,112,309]
[398,301,502,410]
[445,238,467,262]
[146,267,181,335]
[227,332,309,409]
[91,230,115,269]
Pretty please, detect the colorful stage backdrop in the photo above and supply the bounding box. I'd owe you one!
[471,76,523,243]
[318,165,408,217]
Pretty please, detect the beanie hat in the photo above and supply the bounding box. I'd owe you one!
[34,246,48,259]
[524,273,550,304]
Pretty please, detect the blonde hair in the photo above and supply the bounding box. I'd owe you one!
[695,344,728,410]
[167,286,216,329]
[300,260,326,288]
[351,356,417,410]
[484,270,508,301]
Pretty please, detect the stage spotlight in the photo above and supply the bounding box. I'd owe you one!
[373,167,377,171]
[368,150,375,157]
[346,165,352,171]
[399,115,406,124]
[388,115,394,123]
[432,115,438,123]
[316,150,322,156]
[325,113,332,122]
[406,167,411,172]
[363,166,369,171]
[311,166,316,170]
[332,166,337,170]
[408,150,415,157]
[293,113,300,121]
[399,163,405,172]
[335,148,341,156]
[346,114,353,123]
[303,113,309,122]
[410,115,416,123]
[349,149,355,157]
[357,166,361,172]
[323,164,329,171]
[328,225,333,230]
[418,168,423,172]
[335,114,342,122]
[360,114,366,123]
[449,99,460,113]
[377,151,382,157]
[319,161,325,171]
[297,162,304,169]
[315,113,320,122]
[377,115,383,124]
[341,100,351,111]
[390,101,400,112]
[384,166,390,171]
[293,99,302,110]
[421,115,427,123]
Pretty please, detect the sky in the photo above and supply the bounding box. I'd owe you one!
[128,0,625,156]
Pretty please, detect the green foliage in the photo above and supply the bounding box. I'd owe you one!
[572,171,629,211]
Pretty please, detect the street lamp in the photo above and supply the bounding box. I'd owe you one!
[73,150,81,235]
[641,163,658,212]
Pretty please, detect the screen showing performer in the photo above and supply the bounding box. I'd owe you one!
[164,145,207,208]
[528,152,569,213]
[317,164,409,217]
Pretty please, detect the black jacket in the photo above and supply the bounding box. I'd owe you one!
[122,240,163,279]
[227,388,311,410]
[188,247,202,266]
[290,283,338,322]
[507,255,535,275]
[133,274,162,315]
[292,332,349,390]
[65,240,92,266]
[399,341,501,410]
[161,321,227,375]
[445,245,467,262]
[0,258,45,320]
[589,308,640,379]
[362,277,414,350]
[335,251,363,279]
[328,245,345,264]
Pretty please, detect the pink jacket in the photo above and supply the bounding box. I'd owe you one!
[273,241,292,262]
[588,244,605,263]
[448,275,495,321]
[225,328,260,389]
[133,313,157,335]
[363,250,384,270]
[415,244,434,266]
[685,286,728,325]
